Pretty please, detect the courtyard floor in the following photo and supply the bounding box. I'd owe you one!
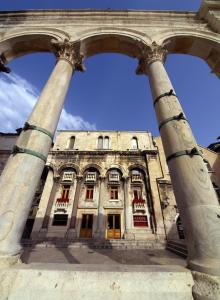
[21,247,186,266]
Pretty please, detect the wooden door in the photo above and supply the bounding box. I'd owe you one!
[107,214,121,239]
[80,214,93,238]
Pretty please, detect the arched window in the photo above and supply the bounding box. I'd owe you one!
[104,136,109,149]
[131,137,138,150]
[203,159,212,172]
[68,136,75,149]
[98,136,103,149]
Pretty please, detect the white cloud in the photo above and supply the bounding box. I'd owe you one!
[0,72,96,133]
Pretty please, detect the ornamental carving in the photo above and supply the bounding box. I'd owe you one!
[51,38,85,71]
[136,42,167,75]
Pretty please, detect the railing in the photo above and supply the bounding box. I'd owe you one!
[133,197,146,212]
[85,172,96,182]
[108,173,120,182]
[62,172,74,182]
[131,174,142,183]
[56,197,70,208]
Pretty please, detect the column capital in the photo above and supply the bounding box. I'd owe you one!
[51,39,85,71]
[0,54,11,73]
[136,42,167,75]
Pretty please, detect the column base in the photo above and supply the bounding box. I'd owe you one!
[192,271,220,300]
[188,258,220,277]
[0,254,21,268]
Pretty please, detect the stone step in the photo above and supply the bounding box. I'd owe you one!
[0,264,194,300]
[166,240,188,258]
[22,238,165,250]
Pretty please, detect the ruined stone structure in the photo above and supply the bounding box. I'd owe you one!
[0,1,220,299]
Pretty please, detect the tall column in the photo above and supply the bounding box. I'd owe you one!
[0,39,84,262]
[31,168,54,239]
[95,177,106,238]
[137,42,220,276]
[123,177,133,239]
[67,176,83,238]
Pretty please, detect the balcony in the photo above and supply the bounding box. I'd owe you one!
[56,197,69,208]
[133,198,146,213]
[62,172,74,182]
[85,172,96,183]
[108,172,120,182]
[131,173,142,183]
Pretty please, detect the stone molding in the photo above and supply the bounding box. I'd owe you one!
[51,38,85,71]
[49,149,158,155]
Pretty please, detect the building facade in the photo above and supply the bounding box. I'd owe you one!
[4,130,214,243]
[1,131,219,243]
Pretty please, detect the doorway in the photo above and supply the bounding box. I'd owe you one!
[107,214,121,239]
[80,214,93,238]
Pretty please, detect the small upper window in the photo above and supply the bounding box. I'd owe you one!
[86,186,94,200]
[110,186,119,200]
[98,136,103,149]
[131,137,138,150]
[103,136,109,149]
[68,136,75,149]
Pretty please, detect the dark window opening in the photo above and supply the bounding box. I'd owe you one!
[52,214,68,226]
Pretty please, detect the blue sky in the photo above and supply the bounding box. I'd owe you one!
[1,0,219,147]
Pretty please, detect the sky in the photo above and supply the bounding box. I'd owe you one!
[1,0,219,147]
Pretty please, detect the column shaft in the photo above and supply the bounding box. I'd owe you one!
[124,177,132,231]
[140,46,220,276]
[31,169,54,238]
[95,178,105,238]
[69,177,83,229]
[0,49,76,258]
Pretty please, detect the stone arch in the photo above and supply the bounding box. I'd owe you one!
[81,163,102,175]
[46,162,59,178]
[78,28,152,59]
[57,163,80,175]
[128,164,147,177]
[0,29,70,62]
[105,164,126,177]
[157,30,220,77]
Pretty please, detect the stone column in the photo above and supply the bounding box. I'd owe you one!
[137,42,220,277]
[41,176,59,231]
[123,177,133,239]
[67,176,83,238]
[0,39,84,262]
[31,168,54,239]
[95,177,106,239]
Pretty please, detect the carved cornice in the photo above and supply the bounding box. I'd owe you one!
[51,38,85,71]
[49,149,158,157]
[136,42,167,75]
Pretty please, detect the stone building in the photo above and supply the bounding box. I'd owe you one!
[3,129,214,243]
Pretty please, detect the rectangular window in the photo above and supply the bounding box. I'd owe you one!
[52,214,68,226]
[133,187,141,199]
[86,186,94,200]
[61,185,70,199]
[110,186,118,200]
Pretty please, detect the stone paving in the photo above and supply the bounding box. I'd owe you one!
[21,246,186,266]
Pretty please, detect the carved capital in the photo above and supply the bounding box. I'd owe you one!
[136,42,167,75]
[0,54,11,73]
[51,39,85,71]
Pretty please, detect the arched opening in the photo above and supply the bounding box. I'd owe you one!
[131,137,139,150]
